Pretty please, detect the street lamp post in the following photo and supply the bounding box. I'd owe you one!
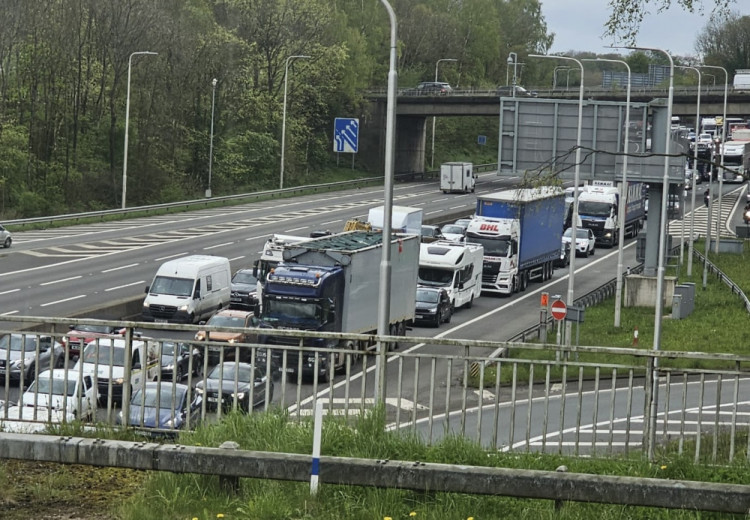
[431,58,457,169]
[700,65,728,254]
[583,58,631,328]
[207,78,217,198]
[530,54,584,349]
[674,66,701,277]
[122,51,157,209]
[280,55,310,190]
[507,52,518,96]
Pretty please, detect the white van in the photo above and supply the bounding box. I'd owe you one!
[142,255,231,324]
[418,240,484,309]
[440,162,475,193]
[75,338,159,406]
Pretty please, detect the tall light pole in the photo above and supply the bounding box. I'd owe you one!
[122,51,157,209]
[674,66,701,277]
[207,78,217,198]
[700,64,728,254]
[431,58,457,169]
[622,45,673,461]
[507,52,518,96]
[583,58,631,328]
[280,55,310,190]
[530,54,584,348]
[375,0,398,404]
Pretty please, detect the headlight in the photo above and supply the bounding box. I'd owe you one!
[116,411,123,424]
[426,308,437,314]
[142,303,149,310]
[165,418,178,428]
[195,386,204,395]
[164,364,174,371]
[231,392,246,400]
[178,305,188,312]
[114,378,124,385]
[195,332,205,341]
[10,359,26,369]
[228,338,235,344]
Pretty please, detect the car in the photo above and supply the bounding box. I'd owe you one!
[440,224,466,242]
[21,369,98,421]
[0,224,11,248]
[562,227,595,257]
[0,334,65,385]
[118,381,200,436]
[420,225,444,243]
[62,323,127,360]
[414,287,452,327]
[454,218,472,229]
[156,341,202,381]
[554,241,571,268]
[230,268,259,310]
[194,361,273,412]
[497,85,537,97]
[407,81,453,95]
[194,309,260,364]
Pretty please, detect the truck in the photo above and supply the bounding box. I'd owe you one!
[367,205,422,234]
[257,231,420,380]
[733,69,750,91]
[721,140,750,182]
[253,234,311,300]
[418,240,483,310]
[577,181,645,247]
[465,187,564,295]
[440,162,475,193]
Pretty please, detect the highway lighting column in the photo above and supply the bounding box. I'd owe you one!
[624,45,673,461]
[700,65,728,253]
[583,58,630,328]
[431,58,457,169]
[280,55,310,190]
[530,54,584,348]
[207,78,218,198]
[674,66,701,277]
[375,0,398,404]
[507,52,518,97]
[122,51,157,209]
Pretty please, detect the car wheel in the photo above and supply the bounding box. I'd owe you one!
[433,314,441,327]
[175,364,184,381]
[464,295,473,309]
[590,246,595,256]
[444,307,452,324]
[55,354,65,368]
[2,237,10,248]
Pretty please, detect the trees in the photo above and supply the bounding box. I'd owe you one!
[696,12,750,74]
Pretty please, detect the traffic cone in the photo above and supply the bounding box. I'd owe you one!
[633,326,639,347]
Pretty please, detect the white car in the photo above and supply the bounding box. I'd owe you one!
[0,224,11,248]
[562,227,595,257]
[439,224,466,242]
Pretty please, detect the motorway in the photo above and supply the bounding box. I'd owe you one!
[0,173,746,447]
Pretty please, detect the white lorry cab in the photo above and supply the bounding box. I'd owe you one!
[440,162,475,194]
[142,255,231,324]
[75,337,160,406]
[418,240,483,309]
[253,234,311,296]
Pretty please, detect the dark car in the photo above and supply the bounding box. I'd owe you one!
[0,334,65,385]
[555,241,571,268]
[407,81,453,95]
[156,341,202,381]
[62,323,127,360]
[415,287,452,327]
[230,268,258,310]
[118,382,200,436]
[194,362,273,412]
[497,85,537,97]
[420,225,444,243]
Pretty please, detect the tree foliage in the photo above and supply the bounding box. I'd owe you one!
[696,12,750,74]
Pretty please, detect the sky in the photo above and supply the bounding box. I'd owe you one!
[542,1,750,57]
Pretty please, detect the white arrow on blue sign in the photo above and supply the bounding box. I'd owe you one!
[334,118,359,153]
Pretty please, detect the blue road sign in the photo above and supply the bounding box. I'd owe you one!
[334,118,359,153]
[477,135,487,145]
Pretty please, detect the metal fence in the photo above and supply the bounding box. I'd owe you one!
[2,316,750,465]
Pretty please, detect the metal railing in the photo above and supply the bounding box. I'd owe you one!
[693,248,750,314]
[2,316,750,464]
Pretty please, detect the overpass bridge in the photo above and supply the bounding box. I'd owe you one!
[359,87,750,174]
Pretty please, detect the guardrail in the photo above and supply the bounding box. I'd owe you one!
[3,164,498,229]
[694,248,750,314]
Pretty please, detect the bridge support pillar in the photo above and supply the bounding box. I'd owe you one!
[394,116,427,174]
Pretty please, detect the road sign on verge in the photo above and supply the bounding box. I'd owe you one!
[551,299,567,321]
[334,118,359,153]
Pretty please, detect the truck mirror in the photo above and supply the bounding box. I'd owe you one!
[252,259,259,278]
[144,286,150,293]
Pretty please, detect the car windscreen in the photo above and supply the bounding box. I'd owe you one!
[416,289,440,303]
[0,335,42,352]
[28,377,77,397]
[81,343,126,366]
[73,324,113,334]
[150,276,194,297]
[132,386,186,408]
[232,271,257,285]
[206,364,258,383]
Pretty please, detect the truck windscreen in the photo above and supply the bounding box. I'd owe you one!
[418,267,454,286]
[578,201,612,217]
[465,236,510,257]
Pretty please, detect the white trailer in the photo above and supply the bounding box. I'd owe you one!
[733,70,750,90]
[418,240,483,309]
[367,205,422,234]
[440,162,475,193]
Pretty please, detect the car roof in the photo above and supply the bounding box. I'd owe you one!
[212,308,253,318]
[35,369,85,382]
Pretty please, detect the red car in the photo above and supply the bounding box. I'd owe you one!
[62,323,126,360]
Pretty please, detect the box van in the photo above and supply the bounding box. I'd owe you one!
[142,255,231,324]
[75,337,159,405]
[418,241,484,309]
[440,162,475,193]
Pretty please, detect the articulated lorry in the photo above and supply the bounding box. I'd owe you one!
[258,231,419,380]
[577,181,645,247]
[465,187,564,295]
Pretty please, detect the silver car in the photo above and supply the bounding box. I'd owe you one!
[0,224,11,248]
[0,334,65,384]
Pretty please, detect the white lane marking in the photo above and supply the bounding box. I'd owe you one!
[41,295,87,306]
[204,242,233,250]
[0,310,19,316]
[105,281,146,292]
[0,289,20,295]
[40,276,82,286]
[426,210,443,215]
[102,263,139,273]
[285,226,309,232]
[449,205,469,210]
[229,256,245,262]
[320,220,342,225]
[155,253,188,261]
